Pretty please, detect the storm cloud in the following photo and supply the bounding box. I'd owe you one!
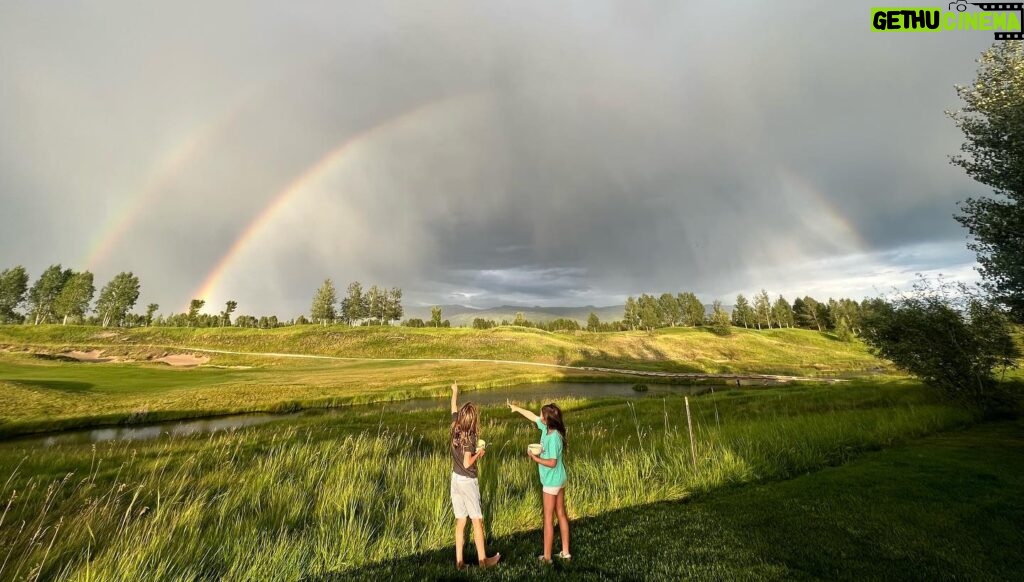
[0,1,994,316]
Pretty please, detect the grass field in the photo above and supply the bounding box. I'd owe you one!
[0,324,889,437]
[0,382,979,581]
[0,324,885,376]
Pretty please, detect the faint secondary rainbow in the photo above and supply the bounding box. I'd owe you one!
[82,114,236,271]
[190,93,480,306]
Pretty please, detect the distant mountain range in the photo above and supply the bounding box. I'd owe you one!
[403,304,625,326]
[404,303,732,326]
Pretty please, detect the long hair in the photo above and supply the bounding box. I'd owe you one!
[541,403,567,450]
[451,402,480,449]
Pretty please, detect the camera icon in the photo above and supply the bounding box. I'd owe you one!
[948,0,969,11]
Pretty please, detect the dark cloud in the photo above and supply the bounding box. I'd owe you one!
[0,1,992,315]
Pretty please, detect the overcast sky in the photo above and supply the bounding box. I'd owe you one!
[0,1,998,316]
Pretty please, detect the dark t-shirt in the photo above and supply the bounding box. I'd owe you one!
[451,412,478,478]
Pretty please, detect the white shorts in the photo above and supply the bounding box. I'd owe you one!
[542,485,564,496]
[450,473,483,519]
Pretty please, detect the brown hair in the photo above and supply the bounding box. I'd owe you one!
[541,403,567,450]
[451,402,480,449]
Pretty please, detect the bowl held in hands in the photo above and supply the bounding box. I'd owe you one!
[528,443,543,456]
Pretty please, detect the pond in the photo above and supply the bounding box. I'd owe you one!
[8,382,719,448]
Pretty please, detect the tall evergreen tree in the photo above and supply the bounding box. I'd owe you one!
[95,272,141,327]
[772,295,794,328]
[795,296,823,330]
[54,271,95,325]
[311,279,337,325]
[0,266,30,324]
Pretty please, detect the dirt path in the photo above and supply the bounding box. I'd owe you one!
[176,346,842,383]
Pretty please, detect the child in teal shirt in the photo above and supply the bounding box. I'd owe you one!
[508,401,571,562]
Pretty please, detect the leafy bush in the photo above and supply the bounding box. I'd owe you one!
[861,282,1019,410]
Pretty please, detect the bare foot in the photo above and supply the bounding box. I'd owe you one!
[455,561,465,571]
[480,553,501,568]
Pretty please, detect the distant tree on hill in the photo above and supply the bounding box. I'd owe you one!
[386,287,403,325]
[28,264,71,324]
[442,319,451,328]
[587,312,600,332]
[772,295,794,328]
[753,290,772,329]
[0,266,29,323]
[187,299,206,328]
[54,271,95,325]
[366,285,384,324]
[340,281,367,324]
[659,293,681,326]
[732,294,753,328]
[623,296,639,330]
[473,318,496,329]
[638,294,661,330]
[677,292,704,327]
[795,296,823,330]
[220,300,238,327]
[403,318,426,327]
[430,306,443,327]
[311,279,337,325]
[145,303,159,326]
[513,312,528,327]
[95,272,141,327]
[709,300,732,335]
[950,41,1024,320]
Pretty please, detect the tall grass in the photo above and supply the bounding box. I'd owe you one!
[0,386,971,581]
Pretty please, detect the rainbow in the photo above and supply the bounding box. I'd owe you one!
[82,113,239,271]
[190,93,481,307]
[775,167,867,253]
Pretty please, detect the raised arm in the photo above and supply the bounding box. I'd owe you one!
[450,381,459,414]
[507,400,540,423]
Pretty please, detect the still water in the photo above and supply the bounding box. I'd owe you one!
[10,382,718,448]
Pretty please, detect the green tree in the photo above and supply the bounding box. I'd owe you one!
[772,295,795,328]
[623,296,639,330]
[709,300,732,336]
[753,290,772,330]
[311,279,337,325]
[513,312,528,327]
[187,299,206,327]
[145,303,159,327]
[950,41,1024,320]
[834,315,855,342]
[587,312,600,332]
[54,271,95,325]
[430,306,442,327]
[732,294,753,328]
[95,272,141,327]
[220,300,238,327]
[677,292,705,327]
[28,264,71,324]
[341,281,368,324]
[659,293,681,326]
[638,294,661,330]
[861,282,1018,410]
[0,266,30,323]
[386,287,403,325]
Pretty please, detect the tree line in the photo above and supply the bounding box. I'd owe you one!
[0,265,145,327]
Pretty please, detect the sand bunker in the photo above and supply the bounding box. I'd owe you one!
[154,354,210,367]
[60,350,113,362]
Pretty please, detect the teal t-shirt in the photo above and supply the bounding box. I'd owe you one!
[535,418,567,487]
